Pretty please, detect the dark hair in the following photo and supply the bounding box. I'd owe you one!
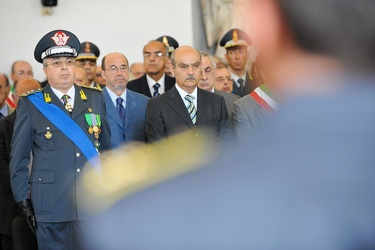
[279,0,375,68]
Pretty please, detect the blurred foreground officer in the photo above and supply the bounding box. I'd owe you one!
[220,28,259,96]
[0,78,40,250]
[101,52,149,148]
[146,46,230,143]
[80,0,375,248]
[76,41,104,89]
[10,29,111,249]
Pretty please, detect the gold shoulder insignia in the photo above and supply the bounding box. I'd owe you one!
[81,85,102,92]
[18,88,43,97]
[78,130,219,214]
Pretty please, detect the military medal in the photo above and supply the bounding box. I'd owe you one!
[45,127,52,139]
[85,113,102,149]
[85,114,94,134]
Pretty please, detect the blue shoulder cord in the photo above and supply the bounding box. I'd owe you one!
[27,92,101,175]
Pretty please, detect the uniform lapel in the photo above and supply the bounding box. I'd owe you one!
[71,86,89,120]
[43,84,70,116]
[167,87,195,128]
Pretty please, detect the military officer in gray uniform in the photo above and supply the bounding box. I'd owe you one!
[9,29,111,249]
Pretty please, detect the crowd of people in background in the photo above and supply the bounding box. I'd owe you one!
[2,0,375,248]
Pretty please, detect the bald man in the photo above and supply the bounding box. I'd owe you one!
[0,77,40,250]
[146,45,230,143]
[75,66,89,87]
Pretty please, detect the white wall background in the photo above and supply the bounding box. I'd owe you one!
[0,0,203,82]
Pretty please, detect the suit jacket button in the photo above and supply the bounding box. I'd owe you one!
[76,153,80,157]
[77,168,81,173]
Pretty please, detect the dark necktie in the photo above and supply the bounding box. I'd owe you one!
[238,78,245,95]
[116,97,126,125]
[184,95,197,125]
[61,94,73,112]
[153,83,160,97]
[0,112,4,118]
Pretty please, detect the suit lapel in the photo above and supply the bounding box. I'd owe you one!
[167,87,195,128]
[103,87,124,128]
[124,91,137,129]
[5,111,16,138]
[140,75,152,97]
[196,89,208,126]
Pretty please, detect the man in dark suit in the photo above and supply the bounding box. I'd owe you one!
[146,46,230,143]
[220,28,259,96]
[9,29,111,249]
[0,78,40,250]
[127,40,175,98]
[198,51,239,122]
[80,0,375,249]
[101,52,149,148]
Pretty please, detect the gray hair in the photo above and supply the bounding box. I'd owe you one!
[199,51,217,71]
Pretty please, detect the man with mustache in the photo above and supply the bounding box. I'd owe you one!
[101,52,149,148]
[146,45,230,143]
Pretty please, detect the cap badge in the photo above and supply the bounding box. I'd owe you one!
[84,42,91,53]
[163,36,170,47]
[51,32,70,46]
[232,30,239,42]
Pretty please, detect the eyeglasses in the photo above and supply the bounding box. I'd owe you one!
[215,76,233,83]
[16,71,33,76]
[103,65,128,74]
[47,58,76,67]
[143,52,165,58]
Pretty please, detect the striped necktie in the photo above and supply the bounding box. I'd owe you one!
[153,83,160,97]
[184,95,197,125]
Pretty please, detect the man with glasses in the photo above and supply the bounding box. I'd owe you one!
[127,40,175,98]
[146,46,230,143]
[9,29,111,249]
[101,52,149,148]
[7,61,34,108]
[220,28,259,97]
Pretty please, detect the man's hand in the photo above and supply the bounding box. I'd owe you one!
[17,200,37,235]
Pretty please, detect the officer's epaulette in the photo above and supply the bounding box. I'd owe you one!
[79,130,219,214]
[80,85,102,92]
[18,88,43,97]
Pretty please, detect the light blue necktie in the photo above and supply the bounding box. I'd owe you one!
[184,95,197,125]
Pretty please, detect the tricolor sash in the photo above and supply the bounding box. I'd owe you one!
[27,92,101,174]
[249,85,277,112]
